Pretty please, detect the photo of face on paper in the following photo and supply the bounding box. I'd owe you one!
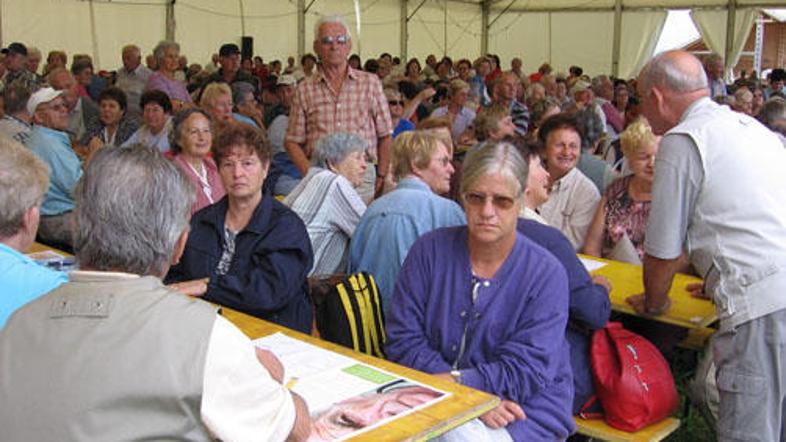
[307,380,445,442]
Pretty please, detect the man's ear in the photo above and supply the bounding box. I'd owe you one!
[171,229,189,266]
[21,205,39,236]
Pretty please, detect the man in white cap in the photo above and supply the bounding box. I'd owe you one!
[24,87,95,249]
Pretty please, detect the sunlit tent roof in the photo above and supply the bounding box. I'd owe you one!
[2,0,783,78]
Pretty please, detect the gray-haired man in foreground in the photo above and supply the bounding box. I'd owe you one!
[0,145,310,441]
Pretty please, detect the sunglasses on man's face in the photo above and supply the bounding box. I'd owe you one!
[388,100,404,106]
[320,35,350,45]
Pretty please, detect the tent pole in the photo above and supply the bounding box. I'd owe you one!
[88,0,100,68]
[400,0,407,60]
[481,0,490,56]
[165,0,175,42]
[297,0,305,60]
[611,0,622,77]
[724,0,737,79]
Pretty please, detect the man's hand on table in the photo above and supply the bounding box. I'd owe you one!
[626,293,672,316]
[167,278,208,297]
[479,400,526,429]
[255,347,285,383]
[686,282,710,299]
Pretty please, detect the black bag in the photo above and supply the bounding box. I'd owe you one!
[310,272,386,358]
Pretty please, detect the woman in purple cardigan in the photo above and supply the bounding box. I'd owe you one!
[386,142,575,441]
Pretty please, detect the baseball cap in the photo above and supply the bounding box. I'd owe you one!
[219,43,240,57]
[1,42,28,57]
[27,87,64,115]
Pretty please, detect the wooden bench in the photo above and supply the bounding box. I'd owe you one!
[574,417,680,442]
[677,327,715,351]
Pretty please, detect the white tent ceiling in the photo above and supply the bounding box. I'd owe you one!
[1,0,782,78]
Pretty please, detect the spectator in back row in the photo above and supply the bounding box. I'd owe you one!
[0,83,33,144]
[430,79,475,144]
[537,113,600,250]
[25,87,97,249]
[167,123,314,333]
[114,44,152,118]
[146,41,192,112]
[266,74,302,196]
[83,86,140,147]
[0,138,67,327]
[170,108,225,215]
[201,43,260,100]
[492,72,530,136]
[285,133,367,277]
[349,131,464,312]
[47,67,99,144]
[122,89,173,152]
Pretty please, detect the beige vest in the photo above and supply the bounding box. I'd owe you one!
[668,98,786,329]
[0,272,217,441]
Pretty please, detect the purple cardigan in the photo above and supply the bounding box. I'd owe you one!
[386,226,576,440]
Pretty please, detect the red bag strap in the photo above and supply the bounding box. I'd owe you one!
[578,395,603,420]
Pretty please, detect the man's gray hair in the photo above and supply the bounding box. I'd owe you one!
[314,14,351,39]
[153,41,180,63]
[591,75,609,95]
[0,138,49,238]
[311,132,367,168]
[460,141,527,197]
[73,144,195,276]
[122,44,141,55]
[640,51,708,94]
[758,97,786,136]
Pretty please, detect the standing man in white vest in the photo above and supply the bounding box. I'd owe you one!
[0,145,311,441]
[628,50,786,442]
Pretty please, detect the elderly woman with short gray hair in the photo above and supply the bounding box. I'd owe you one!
[145,41,192,112]
[386,141,575,441]
[284,132,368,276]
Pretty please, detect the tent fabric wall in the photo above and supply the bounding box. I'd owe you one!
[0,1,775,76]
[691,7,758,76]
[619,10,668,79]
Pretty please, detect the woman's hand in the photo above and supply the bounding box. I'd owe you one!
[479,400,526,429]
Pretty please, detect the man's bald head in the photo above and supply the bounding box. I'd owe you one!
[639,50,708,94]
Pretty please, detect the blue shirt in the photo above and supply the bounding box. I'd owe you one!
[347,177,465,311]
[25,125,82,215]
[392,119,415,138]
[233,113,259,128]
[517,219,611,413]
[0,243,67,327]
[385,227,576,440]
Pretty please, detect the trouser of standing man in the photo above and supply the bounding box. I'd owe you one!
[712,307,786,442]
[37,211,74,252]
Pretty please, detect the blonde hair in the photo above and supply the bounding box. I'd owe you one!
[474,103,510,141]
[392,131,443,180]
[200,82,232,109]
[619,117,657,157]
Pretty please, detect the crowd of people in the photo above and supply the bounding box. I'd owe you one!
[1,11,785,442]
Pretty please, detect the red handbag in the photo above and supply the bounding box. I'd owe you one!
[585,322,678,432]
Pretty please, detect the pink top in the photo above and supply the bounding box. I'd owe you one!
[173,155,225,215]
[602,175,650,261]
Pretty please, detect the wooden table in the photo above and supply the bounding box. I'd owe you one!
[579,254,717,329]
[220,307,500,442]
[28,242,70,255]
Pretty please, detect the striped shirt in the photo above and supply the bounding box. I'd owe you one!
[284,167,366,276]
[285,66,392,161]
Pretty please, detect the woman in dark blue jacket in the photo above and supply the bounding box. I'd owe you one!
[166,123,313,333]
[517,218,611,413]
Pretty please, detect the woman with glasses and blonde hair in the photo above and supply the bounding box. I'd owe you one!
[386,141,575,441]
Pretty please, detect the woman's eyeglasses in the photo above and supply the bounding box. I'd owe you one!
[463,192,517,210]
[388,100,405,106]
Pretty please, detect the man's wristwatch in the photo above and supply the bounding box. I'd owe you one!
[450,369,463,384]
